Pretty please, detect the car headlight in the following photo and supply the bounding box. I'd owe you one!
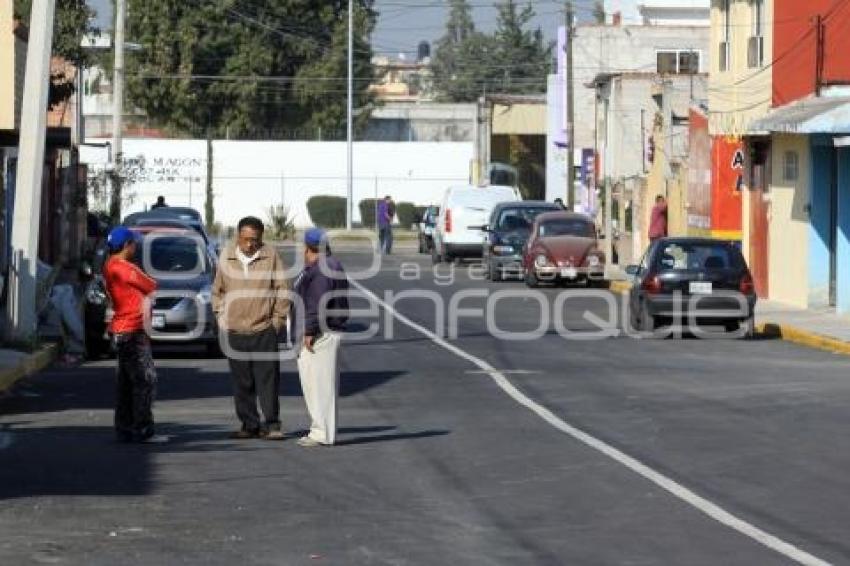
[587,255,600,267]
[492,245,514,255]
[535,254,550,268]
[85,282,107,305]
[197,286,213,304]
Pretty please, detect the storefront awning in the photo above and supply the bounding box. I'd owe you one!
[749,96,850,135]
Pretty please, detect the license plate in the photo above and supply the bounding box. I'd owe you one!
[560,268,578,279]
[689,282,713,295]
[152,315,166,329]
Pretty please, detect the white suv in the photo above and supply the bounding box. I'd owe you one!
[432,185,522,263]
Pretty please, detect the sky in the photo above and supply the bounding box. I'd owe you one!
[86,0,596,57]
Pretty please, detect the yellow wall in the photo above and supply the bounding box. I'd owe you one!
[708,0,773,137]
[0,0,15,131]
[767,134,810,308]
[644,124,689,252]
[491,103,546,135]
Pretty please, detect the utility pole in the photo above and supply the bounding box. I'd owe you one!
[6,0,56,344]
[109,0,126,222]
[346,0,354,230]
[565,1,576,210]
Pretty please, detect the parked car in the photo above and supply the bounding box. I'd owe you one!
[124,207,220,258]
[478,201,563,281]
[432,184,522,263]
[416,205,440,254]
[523,211,606,287]
[84,225,220,357]
[625,237,756,337]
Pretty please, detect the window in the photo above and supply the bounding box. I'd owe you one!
[783,151,799,181]
[719,0,731,71]
[657,50,700,74]
[748,0,765,68]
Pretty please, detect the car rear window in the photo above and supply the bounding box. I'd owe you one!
[539,218,596,238]
[135,236,208,274]
[656,242,742,271]
[495,207,556,231]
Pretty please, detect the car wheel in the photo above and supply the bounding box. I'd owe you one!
[489,262,502,282]
[525,270,540,288]
[639,301,656,334]
[740,315,755,339]
[588,279,610,289]
[431,246,442,265]
[206,340,223,358]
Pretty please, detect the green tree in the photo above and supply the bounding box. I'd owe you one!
[13,0,97,107]
[593,0,606,23]
[431,0,493,102]
[124,1,376,139]
[432,0,552,102]
[490,0,552,95]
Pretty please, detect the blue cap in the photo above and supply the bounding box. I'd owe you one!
[304,227,326,247]
[106,226,139,251]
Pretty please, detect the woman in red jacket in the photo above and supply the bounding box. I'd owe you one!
[103,227,166,444]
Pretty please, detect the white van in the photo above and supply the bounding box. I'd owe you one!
[432,184,522,263]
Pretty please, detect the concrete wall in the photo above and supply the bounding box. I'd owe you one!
[0,0,24,132]
[80,140,474,228]
[573,24,710,151]
[708,0,773,136]
[768,134,810,308]
[490,103,546,136]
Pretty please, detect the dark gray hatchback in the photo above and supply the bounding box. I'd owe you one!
[479,201,563,281]
[626,238,757,337]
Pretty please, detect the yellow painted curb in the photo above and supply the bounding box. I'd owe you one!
[756,323,850,356]
[0,343,59,393]
[609,280,632,295]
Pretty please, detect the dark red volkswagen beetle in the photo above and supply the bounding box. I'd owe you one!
[522,212,607,287]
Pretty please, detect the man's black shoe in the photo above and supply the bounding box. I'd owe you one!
[229,429,260,440]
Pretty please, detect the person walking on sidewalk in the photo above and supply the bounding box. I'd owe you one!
[649,195,668,242]
[377,195,395,255]
[212,216,291,441]
[294,229,349,447]
[103,227,165,444]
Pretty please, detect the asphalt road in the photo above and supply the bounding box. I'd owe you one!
[1,247,848,565]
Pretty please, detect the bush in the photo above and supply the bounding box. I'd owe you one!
[266,204,296,240]
[396,202,416,228]
[307,195,346,228]
[359,199,380,228]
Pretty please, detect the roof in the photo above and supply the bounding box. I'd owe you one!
[535,211,594,222]
[493,201,562,210]
[749,95,850,135]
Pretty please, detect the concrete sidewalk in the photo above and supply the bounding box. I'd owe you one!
[755,300,850,355]
[0,343,59,393]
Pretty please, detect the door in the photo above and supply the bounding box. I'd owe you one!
[749,142,770,298]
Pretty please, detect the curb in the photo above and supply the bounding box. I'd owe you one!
[756,323,850,356]
[609,280,632,295]
[0,343,59,393]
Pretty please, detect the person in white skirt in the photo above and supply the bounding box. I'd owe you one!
[293,228,349,447]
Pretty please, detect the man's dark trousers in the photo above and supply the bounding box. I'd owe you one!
[226,327,281,433]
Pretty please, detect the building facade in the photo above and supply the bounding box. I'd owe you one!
[710,0,850,311]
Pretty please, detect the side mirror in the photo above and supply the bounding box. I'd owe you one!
[624,265,639,276]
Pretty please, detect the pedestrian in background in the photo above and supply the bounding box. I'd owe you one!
[212,216,291,440]
[294,228,348,447]
[103,227,165,444]
[649,195,668,242]
[151,196,168,209]
[377,195,394,255]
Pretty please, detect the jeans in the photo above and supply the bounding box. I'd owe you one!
[379,225,393,255]
[115,331,157,441]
